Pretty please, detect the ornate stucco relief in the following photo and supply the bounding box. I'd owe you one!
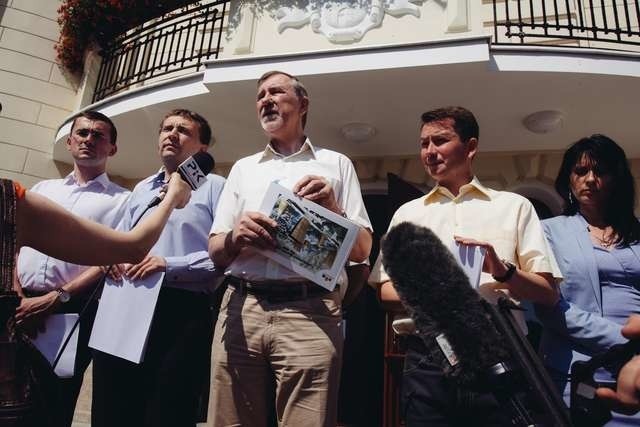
[276,0,426,43]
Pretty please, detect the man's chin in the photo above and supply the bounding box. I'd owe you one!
[260,119,284,134]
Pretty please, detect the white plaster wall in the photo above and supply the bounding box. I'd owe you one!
[0,0,77,187]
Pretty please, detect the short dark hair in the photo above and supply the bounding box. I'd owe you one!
[420,107,479,143]
[159,109,213,146]
[257,70,309,128]
[70,111,117,144]
[555,134,640,246]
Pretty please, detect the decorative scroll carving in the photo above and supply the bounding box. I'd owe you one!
[276,0,425,43]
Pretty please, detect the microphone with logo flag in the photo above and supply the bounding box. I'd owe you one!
[148,151,214,208]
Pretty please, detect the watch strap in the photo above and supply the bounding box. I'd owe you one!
[492,260,516,283]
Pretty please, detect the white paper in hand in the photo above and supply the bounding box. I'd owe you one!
[89,272,164,363]
[449,241,486,289]
[31,313,79,378]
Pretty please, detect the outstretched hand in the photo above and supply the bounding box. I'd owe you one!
[596,315,640,415]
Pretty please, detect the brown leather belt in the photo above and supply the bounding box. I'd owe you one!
[225,275,336,302]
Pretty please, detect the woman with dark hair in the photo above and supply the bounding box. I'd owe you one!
[536,134,640,426]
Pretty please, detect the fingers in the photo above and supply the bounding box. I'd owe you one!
[232,212,278,250]
[454,236,491,248]
[294,175,339,211]
[622,315,640,339]
[125,256,166,281]
[107,264,126,281]
[596,387,640,415]
[166,172,192,209]
[595,355,640,415]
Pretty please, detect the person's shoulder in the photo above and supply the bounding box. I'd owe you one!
[30,178,64,193]
[488,188,529,204]
[130,174,156,193]
[395,195,427,215]
[228,151,264,170]
[239,151,265,163]
[106,180,131,195]
[205,173,226,187]
[313,147,350,161]
[542,215,573,228]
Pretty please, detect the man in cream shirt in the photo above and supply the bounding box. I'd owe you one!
[369,106,561,426]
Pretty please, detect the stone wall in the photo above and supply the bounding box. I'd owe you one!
[0,0,79,187]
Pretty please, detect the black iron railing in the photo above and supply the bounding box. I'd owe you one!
[493,0,640,48]
[92,1,228,102]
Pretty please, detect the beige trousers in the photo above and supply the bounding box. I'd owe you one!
[210,286,343,427]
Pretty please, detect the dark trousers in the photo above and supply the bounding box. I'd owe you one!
[402,336,509,427]
[91,287,214,427]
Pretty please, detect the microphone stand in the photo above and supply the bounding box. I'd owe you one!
[51,201,157,371]
[481,297,571,427]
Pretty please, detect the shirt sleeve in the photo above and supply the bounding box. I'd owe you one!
[165,176,225,283]
[210,163,241,235]
[338,155,372,231]
[515,199,562,279]
[164,251,217,282]
[535,299,627,354]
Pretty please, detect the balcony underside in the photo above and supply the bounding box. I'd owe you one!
[53,37,640,180]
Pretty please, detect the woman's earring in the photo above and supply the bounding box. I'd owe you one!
[568,190,574,205]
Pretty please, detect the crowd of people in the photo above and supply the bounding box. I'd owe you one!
[2,70,640,427]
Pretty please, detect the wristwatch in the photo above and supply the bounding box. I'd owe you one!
[55,288,71,303]
[492,260,516,283]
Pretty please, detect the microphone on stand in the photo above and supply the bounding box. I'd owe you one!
[147,151,215,208]
[381,222,571,426]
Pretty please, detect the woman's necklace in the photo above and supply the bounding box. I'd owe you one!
[586,225,616,249]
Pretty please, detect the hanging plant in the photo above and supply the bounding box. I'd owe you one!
[55,0,195,74]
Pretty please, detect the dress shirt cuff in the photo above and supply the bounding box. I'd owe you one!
[164,254,217,283]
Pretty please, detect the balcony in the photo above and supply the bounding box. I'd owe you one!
[54,0,640,183]
[88,0,640,104]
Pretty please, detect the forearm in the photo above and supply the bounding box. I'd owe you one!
[501,271,559,306]
[18,191,177,266]
[348,227,372,263]
[12,266,25,297]
[208,232,238,270]
[61,266,105,297]
[536,298,627,352]
[377,281,406,313]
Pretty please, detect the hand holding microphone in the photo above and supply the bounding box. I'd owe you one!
[148,151,215,208]
[159,172,192,209]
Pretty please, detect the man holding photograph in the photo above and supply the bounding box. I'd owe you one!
[208,70,372,427]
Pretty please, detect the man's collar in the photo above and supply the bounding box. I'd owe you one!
[424,176,490,202]
[64,171,110,189]
[259,137,316,161]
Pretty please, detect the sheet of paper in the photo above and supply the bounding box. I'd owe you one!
[258,181,359,291]
[449,242,486,289]
[31,313,79,378]
[89,272,164,363]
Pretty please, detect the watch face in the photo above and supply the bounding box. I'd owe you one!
[57,289,71,303]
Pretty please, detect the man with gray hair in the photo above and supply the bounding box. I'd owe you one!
[209,70,373,426]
